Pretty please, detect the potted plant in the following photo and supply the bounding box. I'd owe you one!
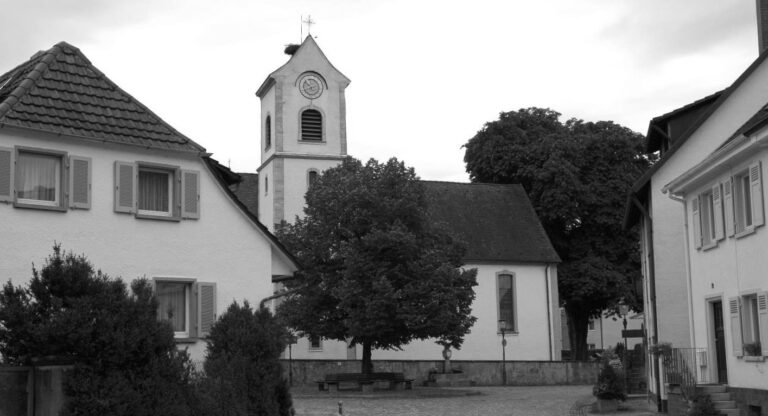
[743,342,762,357]
[593,361,627,413]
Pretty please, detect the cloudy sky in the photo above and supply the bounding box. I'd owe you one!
[0,0,759,181]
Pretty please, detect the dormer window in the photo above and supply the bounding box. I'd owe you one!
[301,109,323,141]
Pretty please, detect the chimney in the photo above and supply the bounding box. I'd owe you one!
[758,0,768,53]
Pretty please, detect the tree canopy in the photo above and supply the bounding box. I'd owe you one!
[277,157,477,373]
[463,107,652,360]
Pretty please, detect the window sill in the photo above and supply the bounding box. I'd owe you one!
[734,227,756,239]
[700,242,718,251]
[174,337,199,344]
[497,331,519,336]
[743,355,765,362]
[13,201,67,212]
[298,140,326,144]
[136,213,181,222]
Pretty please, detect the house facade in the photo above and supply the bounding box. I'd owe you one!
[663,108,768,412]
[625,5,768,411]
[0,42,298,362]
[241,36,562,361]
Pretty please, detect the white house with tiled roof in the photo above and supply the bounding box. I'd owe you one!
[237,36,561,362]
[0,42,298,362]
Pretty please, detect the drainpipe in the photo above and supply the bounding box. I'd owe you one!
[630,195,661,411]
[545,264,553,361]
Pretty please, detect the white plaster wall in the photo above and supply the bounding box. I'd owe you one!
[288,263,557,361]
[684,152,768,390]
[650,57,768,350]
[0,129,295,362]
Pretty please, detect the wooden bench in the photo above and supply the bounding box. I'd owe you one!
[316,372,414,392]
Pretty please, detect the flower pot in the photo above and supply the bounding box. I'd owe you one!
[596,398,619,413]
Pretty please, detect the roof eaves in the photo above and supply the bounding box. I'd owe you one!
[627,48,768,221]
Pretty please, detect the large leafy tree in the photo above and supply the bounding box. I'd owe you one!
[463,107,652,360]
[277,157,477,374]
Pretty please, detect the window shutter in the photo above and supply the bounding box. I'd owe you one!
[712,184,724,241]
[197,282,216,338]
[729,297,743,357]
[114,161,135,213]
[723,179,734,237]
[69,156,91,209]
[0,147,12,202]
[692,197,702,249]
[750,162,764,227]
[181,170,200,219]
[758,292,768,356]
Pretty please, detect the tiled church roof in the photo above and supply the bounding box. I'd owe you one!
[423,181,561,264]
[0,42,205,153]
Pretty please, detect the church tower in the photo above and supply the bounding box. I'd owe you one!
[255,36,350,230]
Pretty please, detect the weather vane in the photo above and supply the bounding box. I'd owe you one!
[301,15,315,39]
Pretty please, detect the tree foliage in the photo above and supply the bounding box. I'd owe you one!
[0,245,193,416]
[195,301,292,416]
[277,157,477,374]
[463,108,652,360]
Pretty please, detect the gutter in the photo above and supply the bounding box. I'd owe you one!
[545,264,553,361]
[664,192,697,352]
[630,194,662,411]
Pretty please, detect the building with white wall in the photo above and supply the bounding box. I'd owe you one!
[0,42,299,362]
[235,36,562,361]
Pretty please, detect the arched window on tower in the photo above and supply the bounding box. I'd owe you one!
[265,115,272,149]
[307,170,318,190]
[301,109,323,141]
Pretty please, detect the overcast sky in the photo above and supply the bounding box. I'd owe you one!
[0,0,759,181]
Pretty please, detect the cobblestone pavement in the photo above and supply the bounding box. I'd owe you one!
[292,385,594,416]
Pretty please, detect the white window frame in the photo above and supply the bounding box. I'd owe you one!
[734,170,754,234]
[308,335,323,351]
[588,320,595,331]
[14,147,67,211]
[155,278,194,339]
[137,166,174,218]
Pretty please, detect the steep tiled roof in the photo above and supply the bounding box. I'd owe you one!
[0,42,205,153]
[423,181,560,263]
[229,172,259,216]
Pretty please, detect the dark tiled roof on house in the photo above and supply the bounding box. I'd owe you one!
[229,172,259,216]
[0,42,205,153]
[423,181,560,264]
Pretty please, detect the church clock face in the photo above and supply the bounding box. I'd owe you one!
[299,73,324,99]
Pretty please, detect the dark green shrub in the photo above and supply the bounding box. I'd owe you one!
[195,301,292,416]
[0,246,194,416]
[687,395,723,416]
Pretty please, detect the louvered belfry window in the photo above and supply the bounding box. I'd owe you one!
[301,109,322,141]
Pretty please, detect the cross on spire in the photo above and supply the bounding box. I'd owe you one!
[303,15,316,36]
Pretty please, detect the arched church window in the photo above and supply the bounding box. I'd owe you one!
[265,115,272,149]
[307,170,318,189]
[301,109,323,141]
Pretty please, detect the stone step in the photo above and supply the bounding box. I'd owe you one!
[697,384,727,394]
[708,392,731,401]
[712,400,737,409]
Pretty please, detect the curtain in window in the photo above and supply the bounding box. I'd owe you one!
[157,282,187,332]
[18,153,59,201]
[139,170,170,212]
[498,274,515,331]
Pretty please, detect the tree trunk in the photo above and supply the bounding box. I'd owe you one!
[566,307,590,361]
[361,340,373,375]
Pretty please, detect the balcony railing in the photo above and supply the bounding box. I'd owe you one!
[662,348,712,400]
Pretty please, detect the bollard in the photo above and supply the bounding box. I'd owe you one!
[338,400,343,415]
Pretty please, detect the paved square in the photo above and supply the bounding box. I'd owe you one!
[292,385,594,416]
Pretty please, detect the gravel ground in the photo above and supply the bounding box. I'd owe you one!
[292,385,596,416]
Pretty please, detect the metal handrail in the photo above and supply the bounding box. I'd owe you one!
[662,348,711,400]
